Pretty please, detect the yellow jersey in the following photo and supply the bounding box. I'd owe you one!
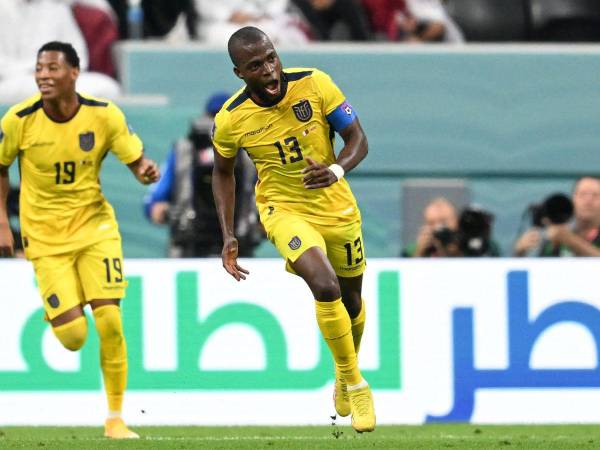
[212,68,361,225]
[0,93,143,259]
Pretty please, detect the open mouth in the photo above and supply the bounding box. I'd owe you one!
[263,79,280,97]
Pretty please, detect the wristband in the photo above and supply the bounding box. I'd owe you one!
[328,163,345,180]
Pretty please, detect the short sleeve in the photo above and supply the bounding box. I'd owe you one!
[0,111,20,167]
[212,110,238,159]
[106,102,143,164]
[312,69,347,115]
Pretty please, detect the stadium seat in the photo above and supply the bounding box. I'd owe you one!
[529,0,600,42]
[445,0,529,42]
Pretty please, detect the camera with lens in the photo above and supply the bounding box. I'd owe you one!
[529,193,573,227]
[431,206,494,256]
[457,207,494,256]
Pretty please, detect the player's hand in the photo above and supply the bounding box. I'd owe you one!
[0,222,14,257]
[302,157,338,189]
[221,236,249,281]
[136,158,160,185]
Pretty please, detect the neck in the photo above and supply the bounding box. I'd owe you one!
[43,91,79,122]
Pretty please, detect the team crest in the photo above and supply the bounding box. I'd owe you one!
[292,100,312,122]
[79,131,95,152]
[47,294,60,308]
[288,236,302,250]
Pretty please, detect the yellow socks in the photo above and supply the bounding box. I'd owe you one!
[93,305,128,414]
[350,298,366,355]
[315,298,361,386]
[52,316,88,351]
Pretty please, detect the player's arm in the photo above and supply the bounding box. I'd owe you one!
[212,150,249,281]
[0,164,14,257]
[303,117,368,189]
[127,154,160,185]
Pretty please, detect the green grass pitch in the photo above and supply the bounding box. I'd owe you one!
[1,425,599,449]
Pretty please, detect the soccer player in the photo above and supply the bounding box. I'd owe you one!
[212,27,375,432]
[0,41,160,438]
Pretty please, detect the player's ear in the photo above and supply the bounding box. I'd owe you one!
[233,67,243,80]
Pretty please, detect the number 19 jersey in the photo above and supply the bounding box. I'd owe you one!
[0,93,143,259]
[212,68,361,226]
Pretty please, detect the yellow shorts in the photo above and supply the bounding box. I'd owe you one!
[260,206,366,278]
[31,238,128,320]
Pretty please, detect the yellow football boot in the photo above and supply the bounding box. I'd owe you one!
[348,381,376,433]
[333,367,351,417]
[104,417,140,439]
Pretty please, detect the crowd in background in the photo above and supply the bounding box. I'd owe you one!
[3,1,600,259]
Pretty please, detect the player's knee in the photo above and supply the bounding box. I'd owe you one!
[93,305,124,342]
[52,316,88,351]
[312,277,341,301]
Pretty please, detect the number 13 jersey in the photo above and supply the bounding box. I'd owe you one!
[212,68,361,226]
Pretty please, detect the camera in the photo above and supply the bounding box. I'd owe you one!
[457,207,493,256]
[529,193,573,227]
[431,207,494,256]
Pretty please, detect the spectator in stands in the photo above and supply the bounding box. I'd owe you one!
[403,197,460,257]
[142,0,199,42]
[67,0,120,77]
[514,177,600,257]
[144,92,264,257]
[361,0,463,42]
[404,197,500,257]
[193,0,309,46]
[291,0,371,41]
[0,0,121,103]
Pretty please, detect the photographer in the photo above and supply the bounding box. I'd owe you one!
[144,92,263,257]
[404,197,500,257]
[514,177,600,257]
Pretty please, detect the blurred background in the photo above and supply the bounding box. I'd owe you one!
[2,0,600,259]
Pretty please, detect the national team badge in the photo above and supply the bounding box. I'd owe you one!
[288,236,302,250]
[47,294,60,308]
[79,132,95,152]
[292,100,313,122]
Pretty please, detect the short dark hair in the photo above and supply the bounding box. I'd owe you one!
[37,41,80,68]
[227,26,269,66]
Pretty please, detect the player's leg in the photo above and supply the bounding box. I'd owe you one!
[260,209,374,431]
[77,238,138,439]
[89,298,137,439]
[290,247,363,385]
[332,274,365,416]
[291,249,374,432]
[338,275,365,352]
[32,253,89,351]
[318,220,374,430]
